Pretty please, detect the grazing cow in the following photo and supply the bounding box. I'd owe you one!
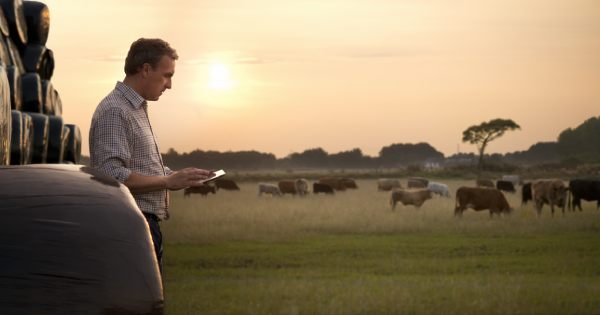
[531,179,570,218]
[476,179,495,188]
[428,182,451,198]
[502,175,524,186]
[409,177,429,186]
[568,179,600,211]
[295,179,309,197]
[407,179,427,189]
[184,185,216,197]
[319,178,346,191]
[454,187,514,218]
[313,183,334,195]
[390,189,433,211]
[522,182,532,205]
[341,178,358,189]
[496,180,516,194]
[278,180,297,195]
[215,179,240,191]
[377,178,402,191]
[257,183,281,197]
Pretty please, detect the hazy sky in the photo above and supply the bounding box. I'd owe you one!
[42,0,599,158]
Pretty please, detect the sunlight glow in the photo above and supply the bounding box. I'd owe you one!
[208,64,235,90]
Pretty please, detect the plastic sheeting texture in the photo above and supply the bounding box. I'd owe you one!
[0,164,164,314]
[0,62,11,165]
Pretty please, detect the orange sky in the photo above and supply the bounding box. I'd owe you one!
[42,0,599,158]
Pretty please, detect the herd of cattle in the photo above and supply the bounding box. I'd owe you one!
[183,176,600,219]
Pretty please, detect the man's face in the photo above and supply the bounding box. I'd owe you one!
[144,55,175,101]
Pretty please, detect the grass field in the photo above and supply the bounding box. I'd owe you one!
[161,179,600,314]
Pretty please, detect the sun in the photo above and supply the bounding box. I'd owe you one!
[208,64,235,90]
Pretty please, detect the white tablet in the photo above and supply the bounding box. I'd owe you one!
[197,169,226,184]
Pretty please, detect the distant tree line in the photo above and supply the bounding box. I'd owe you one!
[556,116,600,165]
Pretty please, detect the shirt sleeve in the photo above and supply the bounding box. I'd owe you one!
[90,108,133,183]
[164,166,173,176]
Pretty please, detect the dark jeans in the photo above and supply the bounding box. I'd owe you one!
[143,213,163,277]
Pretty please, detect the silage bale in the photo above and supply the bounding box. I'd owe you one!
[0,0,27,50]
[21,111,32,164]
[41,47,53,80]
[0,34,10,66]
[27,112,48,163]
[60,125,69,163]
[23,0,48,45]
[64,124,80,164]
[9,109,21,164]
[0,6,9,37]
[6,65,20,110]
[20,72,42,113]
[41,79,54,115]
[0,61,10,165]
[46,115,64,163]
[0,164,164,314]
[53,88,61,116]
[20,42,45,72]
[4,36,24,73]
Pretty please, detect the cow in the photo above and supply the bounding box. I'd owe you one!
[390,188,433,211]
[184,185,216,197]
[313,183,334,195]
[454,187,514,218]
[295,179,309,197]
[278,180,297,195]
[502,175,524,186]
[522,182,532,205]
[496,180,516,194]
[427,182,451,198]
[257,183,281,197]
[319,178,346,191]
[568,179,600,212]
[407,179,427,189]
[377,178,402,191]
[341,178,358,189]
[476,179,495,188]
[215,179,240,191]
[409,177,429,186]
[531,179,570,218]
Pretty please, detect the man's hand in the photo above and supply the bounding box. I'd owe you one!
[166,168,216,191]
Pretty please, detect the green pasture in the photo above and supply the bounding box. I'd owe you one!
[161,179,600,314]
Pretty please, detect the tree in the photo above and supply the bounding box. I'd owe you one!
[462,118,521,169]
[556,116,600,164]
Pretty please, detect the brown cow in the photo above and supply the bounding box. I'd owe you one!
[184,185,216,197]
[341,178,358,189]
[215,179,240,191]
[378,178,402,191]
[454,187,514,218]
[389,189,433,211]
[476,179,495,188]
[407,179,427,189]
[278,180,297,195]
[409,177,429,186]
[319,178,346,191]
[531,179,570,218]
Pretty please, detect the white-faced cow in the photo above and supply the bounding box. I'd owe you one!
[389,189,433,211]
[454,187,514,218]
[531,179,569,218]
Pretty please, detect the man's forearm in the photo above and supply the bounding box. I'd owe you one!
[124,172,169,194]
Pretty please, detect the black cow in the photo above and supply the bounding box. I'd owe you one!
[215,179,240,191]
[522,182,532,205]
[496,180,516,194]
[568,179,600,211]
[313,183,334,195]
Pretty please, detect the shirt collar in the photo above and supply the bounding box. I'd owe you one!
[116,81,147,109]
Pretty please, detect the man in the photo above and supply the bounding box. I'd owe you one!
[89,38,214,276]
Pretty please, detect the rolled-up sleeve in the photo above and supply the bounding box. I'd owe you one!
[90,108,132,183]
[164,166,173,176]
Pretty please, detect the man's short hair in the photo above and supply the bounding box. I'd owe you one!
[124,38,179,76]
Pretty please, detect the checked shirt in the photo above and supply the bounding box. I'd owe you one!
[90,81,172,220]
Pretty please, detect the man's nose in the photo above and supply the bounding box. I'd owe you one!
[165,78,172,89]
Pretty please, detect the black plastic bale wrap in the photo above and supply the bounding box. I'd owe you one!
[42,47,53,80]
[0,62,10,165]
[0,165,164,315]
[41,78,54,114]
[0,34,10,66]
[0,0,27,50]
[4,35,24,73]
[9,109,21,164]
[65,123,81,164]
[0,6,9,37]
[6,65,20,109]
[23,0,48,45]
[21,42,45,72]
[20,72,41,113]
[53,88,61,116]
[20,111,31,164]
[61,125,69,162]
[46,115,64,163]
[27,112,48,163]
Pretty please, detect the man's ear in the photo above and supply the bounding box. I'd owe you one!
[141,63,151,77]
